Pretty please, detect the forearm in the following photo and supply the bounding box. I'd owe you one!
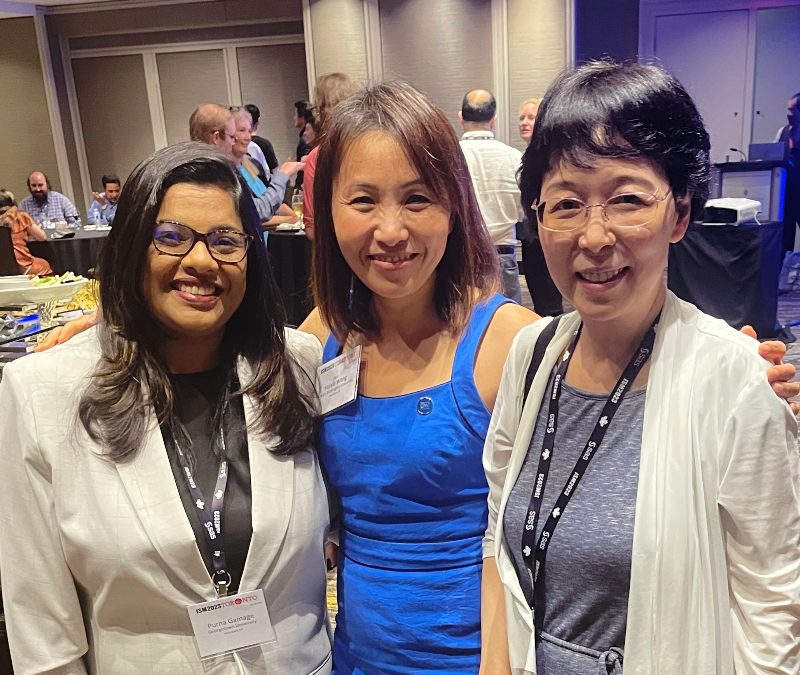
[252,172,290,222]
[480,557,512,675]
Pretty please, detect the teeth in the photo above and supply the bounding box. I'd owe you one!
[373,254,413,263]
[177,283,216,296]
[581,268,624,283]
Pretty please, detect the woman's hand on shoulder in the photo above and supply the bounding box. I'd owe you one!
[741,325,799,414]
[298,307,331,348]
[33,310,98,352]
[475,303,541,412]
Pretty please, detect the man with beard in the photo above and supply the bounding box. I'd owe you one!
[19,172,79,225]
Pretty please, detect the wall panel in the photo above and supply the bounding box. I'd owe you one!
[309,0,368,82]
[157,50,229,145]
[0,17,61,203]
[238,43,310,163]
[379,0,493,131]
[507,0,568,151]
[72,55,154,187]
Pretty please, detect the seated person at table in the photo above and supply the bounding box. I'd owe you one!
[19,172,79,225]
[87,174,121,226]
[0,189,52,275]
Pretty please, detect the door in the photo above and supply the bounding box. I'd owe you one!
[654,10,750,164]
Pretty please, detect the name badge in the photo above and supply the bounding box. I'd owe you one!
[317,345,362,416]
[187,588,276,659]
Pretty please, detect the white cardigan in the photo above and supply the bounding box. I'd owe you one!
[483,291,800,675]
[0,327,332,675]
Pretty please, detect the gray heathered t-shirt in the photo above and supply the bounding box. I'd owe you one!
[503,374,646,675]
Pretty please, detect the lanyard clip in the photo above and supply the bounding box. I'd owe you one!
[214,570,232,598]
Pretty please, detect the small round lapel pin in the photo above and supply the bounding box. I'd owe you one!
[417,396,433,415]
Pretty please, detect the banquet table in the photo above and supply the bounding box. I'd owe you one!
[28,229,110,277]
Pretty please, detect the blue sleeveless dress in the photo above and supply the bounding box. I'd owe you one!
[319,294,510,675]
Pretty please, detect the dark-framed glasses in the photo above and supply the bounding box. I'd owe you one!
[153,220,252,264]
[534,191,671,232]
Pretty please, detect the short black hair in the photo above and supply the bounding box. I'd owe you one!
[102,174,120,188]
[792,92,800,102]
[519,61,711,223]
[461,92,496,123]
[244,103,260,126]
[295,100,311,116]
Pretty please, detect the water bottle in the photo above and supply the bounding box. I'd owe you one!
[90,204,101,227]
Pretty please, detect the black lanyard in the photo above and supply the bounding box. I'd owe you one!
[174,428,232,597]
[520,317,658,607]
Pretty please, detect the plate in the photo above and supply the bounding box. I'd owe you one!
[0,276,34,289]
[0,280,88,305]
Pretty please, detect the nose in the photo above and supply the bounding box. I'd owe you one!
[181,238,219,272]
[578,205,615,254]
[372,206,409,247]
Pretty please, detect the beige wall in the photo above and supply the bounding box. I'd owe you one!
[0,17,61,205]
[308,0,368,83]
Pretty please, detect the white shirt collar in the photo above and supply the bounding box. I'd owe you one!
[461,130,495,140]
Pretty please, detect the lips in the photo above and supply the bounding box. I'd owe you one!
[576,267,628,284]
[169,280,222,304]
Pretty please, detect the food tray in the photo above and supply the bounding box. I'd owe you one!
[0,280,88,306]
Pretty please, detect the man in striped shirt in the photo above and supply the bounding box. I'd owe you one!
[19,172,79,225]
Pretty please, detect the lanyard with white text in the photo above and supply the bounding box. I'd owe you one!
[520,316,658,606]
[174,428,232,597]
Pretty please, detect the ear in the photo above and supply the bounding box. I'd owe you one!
[489,115,497,130]
[458,111,463,123]
[669,192,692,244]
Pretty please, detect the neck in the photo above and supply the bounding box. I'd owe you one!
[164,331,225,374]
[232,153,244,167]
[371,275,444,345]
[463,123,493,134]
[570,285,665,392]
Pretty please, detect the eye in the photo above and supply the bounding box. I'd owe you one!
[607,193,652,209]
[549,198,584,214]
[406,194,431,209]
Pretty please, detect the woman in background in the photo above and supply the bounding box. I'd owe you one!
[517,99,562,317]
[0,189,52,275]
[302,72,359,240]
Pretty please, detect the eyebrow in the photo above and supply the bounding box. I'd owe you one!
[349,179,426,191]
[545,174,659,193]
[157,219,244,232]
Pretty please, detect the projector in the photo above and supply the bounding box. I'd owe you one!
[703,198,762,226]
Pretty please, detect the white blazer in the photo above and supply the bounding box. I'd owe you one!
[0,327,332,675]
[483,291,800,675]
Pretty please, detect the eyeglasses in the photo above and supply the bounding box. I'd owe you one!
[153,221,252,264]
[534,191,671,232]
[216,129,235,141]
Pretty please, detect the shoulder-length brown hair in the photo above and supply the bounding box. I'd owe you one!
[313,81,499,342]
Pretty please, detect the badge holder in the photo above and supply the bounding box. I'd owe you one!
[187,588,278,660]
[317,345,361,416]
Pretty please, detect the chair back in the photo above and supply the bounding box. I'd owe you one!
[0,226,20,276]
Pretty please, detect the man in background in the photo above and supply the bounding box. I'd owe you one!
[189,104,236,154]
[245,103,279,172]
[19,172,79,225]
[459,89,522,303]
[293,100,313,190]
[87,174,121,226]
[777,93,800,255]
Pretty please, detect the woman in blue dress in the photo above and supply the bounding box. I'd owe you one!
[300,82,538,675]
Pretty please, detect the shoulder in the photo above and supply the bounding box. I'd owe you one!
[484,301,539,341]
[285,326,323,369]
[2,327,100,398]
[298,307,330,347]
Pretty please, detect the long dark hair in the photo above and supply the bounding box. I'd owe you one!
[78,142,315,462]
[520,61,711,224]
[313,81,499,342]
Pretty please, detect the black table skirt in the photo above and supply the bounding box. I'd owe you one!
[266,231,312,327]
[668,220,794,342]
[29,230,109,277]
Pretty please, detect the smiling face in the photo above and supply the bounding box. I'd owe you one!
[231,113,252,160]
[331,131,452,304]
[519,101,539,144]
[143,183,247,343]
[538,156,690,326]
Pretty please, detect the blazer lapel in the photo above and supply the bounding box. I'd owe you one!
[238,379,296,592]
[116,416,215,601]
